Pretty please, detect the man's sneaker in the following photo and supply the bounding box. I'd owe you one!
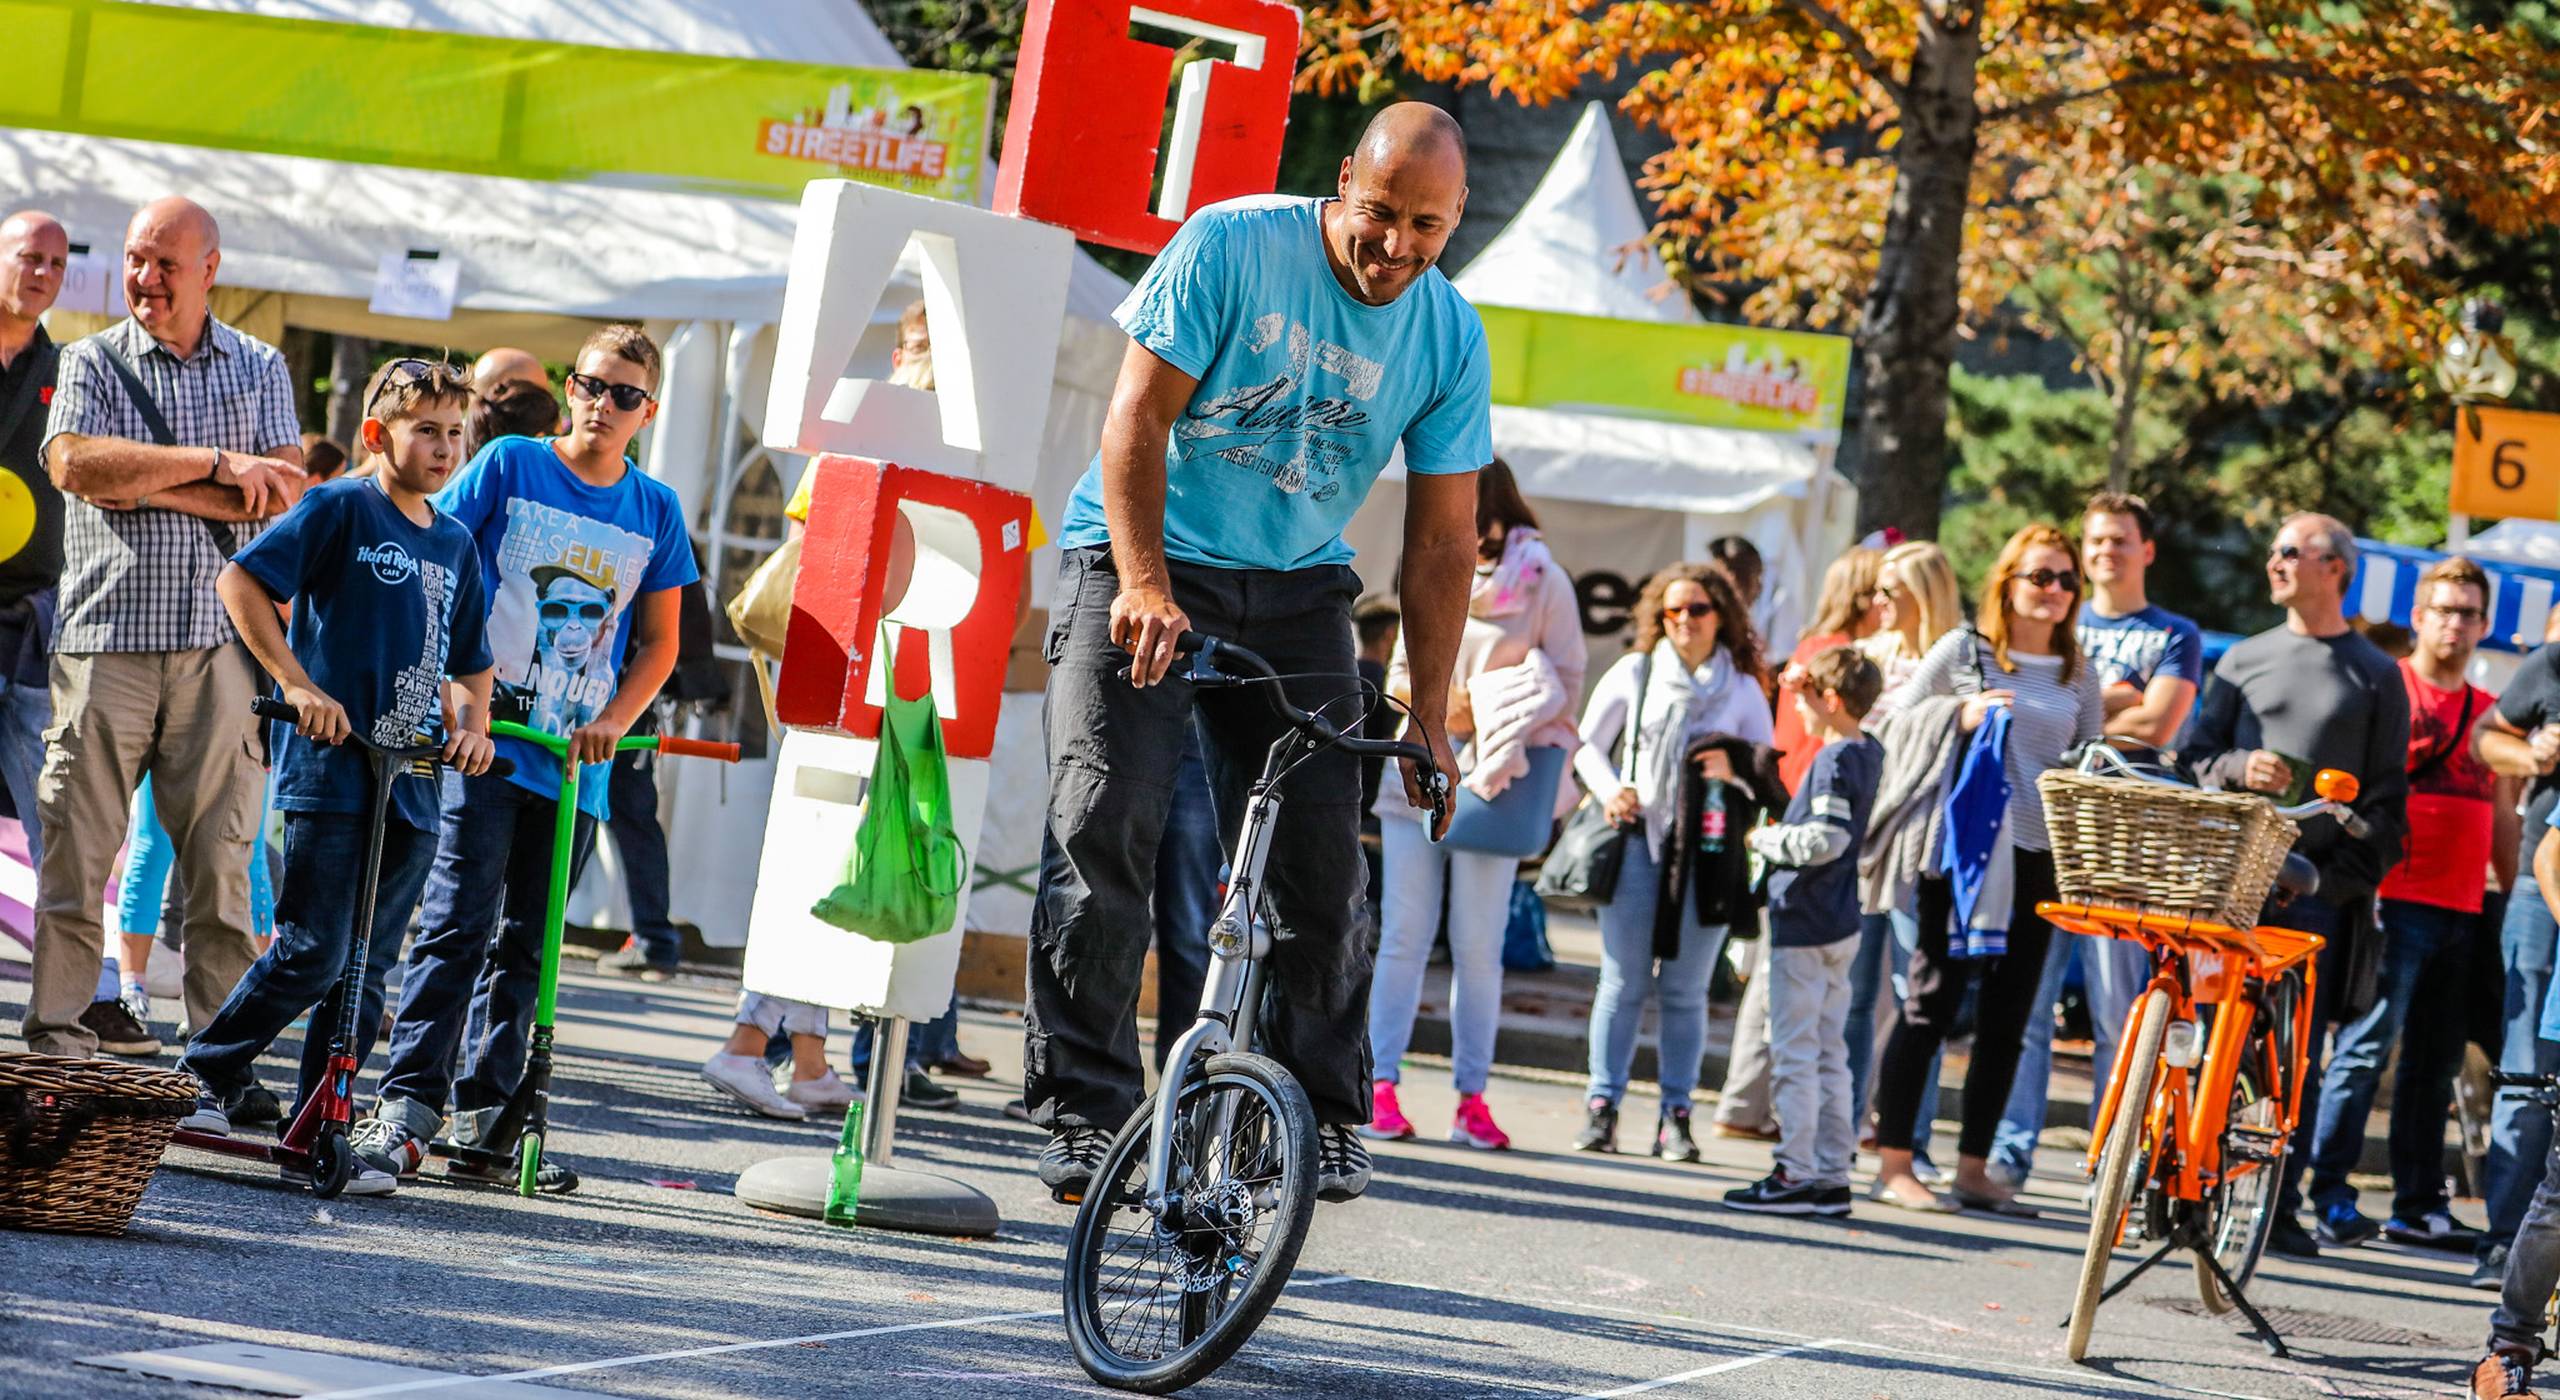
[1450,1093,1510,1151]
[702,1052,807,1120]
[177,1091,230,1136]
[1040,1126,1112,1203]
[79,1000,160,1057]
[1315,1125,1372,1202]
[900,1068,961,1111]
[230,1083,283,1130]
[2384,1210,2481,1251]
[2267,1215,2322,1259]
[445,1153,581,1194]
[1572,1097,1618,1153]
[118,986,154,1028]
[1359,1080,1416,1141]
[2316,1202,2381,1248]
[282,1161,398,1197]
[1812,1184,1854,1218]
[1653,1107,1701,1163]
[2472,1243,2512,1291]
[2474,1347,2541,1400]
[786,1070,859,1112]
[595,940,674,983]
[1723,1170,1826,1215]
[350,1116,427,1181]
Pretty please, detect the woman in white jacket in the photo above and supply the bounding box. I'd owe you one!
[1572,562,1773,1158]
[1363,463,1585,1150]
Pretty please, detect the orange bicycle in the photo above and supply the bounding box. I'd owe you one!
[2036,743,2367,1363]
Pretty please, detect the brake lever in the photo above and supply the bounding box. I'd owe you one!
[1423,769,1452,842]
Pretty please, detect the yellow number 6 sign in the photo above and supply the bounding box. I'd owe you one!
[2452,406,2560,521]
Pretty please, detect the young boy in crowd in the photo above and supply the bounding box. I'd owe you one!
[1725,645,1885,1216]
[358,326,697,1192]
[175,361,495,1196]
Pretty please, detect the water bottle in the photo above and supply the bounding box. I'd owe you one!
[1701,780,1728,855]
[824,1100,866,1227]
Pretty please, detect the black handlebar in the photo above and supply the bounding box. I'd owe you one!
[254,696,514,778]
[1162,631,1451,828]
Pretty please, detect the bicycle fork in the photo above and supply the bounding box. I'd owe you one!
[1146,781,1282,1211]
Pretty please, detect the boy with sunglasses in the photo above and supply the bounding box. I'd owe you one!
[360,327,697,1191]
[175,360,496,1195]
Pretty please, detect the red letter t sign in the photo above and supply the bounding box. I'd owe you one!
[994,0,1301,255]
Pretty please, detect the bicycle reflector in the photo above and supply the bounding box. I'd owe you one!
[2313,769,2360,804]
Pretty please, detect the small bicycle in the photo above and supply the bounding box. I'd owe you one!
[1060,632,1447,1394]
[2041,741,2367,1362]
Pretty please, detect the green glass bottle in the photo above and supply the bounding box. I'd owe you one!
[824,1100,865,1227]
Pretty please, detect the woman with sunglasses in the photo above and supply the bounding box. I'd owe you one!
[1570,562,1773,1157]
[1867,524,2103,1214]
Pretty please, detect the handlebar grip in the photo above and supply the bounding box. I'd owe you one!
[1173,631,1207,657]
[2338,808,2371,841]
[251,695,299,723]
[656,736,742,763]
[485,757,515,779]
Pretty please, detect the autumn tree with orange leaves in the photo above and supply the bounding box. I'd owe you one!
[1299,0,2560,538]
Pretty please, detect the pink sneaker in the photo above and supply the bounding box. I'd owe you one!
[1450,1093,1511,1151]
[1358,1080,1415,1141]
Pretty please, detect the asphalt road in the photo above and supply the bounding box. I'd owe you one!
[0,962,2502,1399]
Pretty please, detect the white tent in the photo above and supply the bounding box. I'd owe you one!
[1340,101,1856,662]
[7,0,1134,947]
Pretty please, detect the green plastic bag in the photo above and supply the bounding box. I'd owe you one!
[810,632,965,944]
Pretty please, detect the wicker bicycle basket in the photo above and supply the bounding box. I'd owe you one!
[0,1052,197,1234]
[2037,770,2301,928]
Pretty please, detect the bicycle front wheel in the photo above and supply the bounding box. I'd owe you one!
[1062,1052,1319,1394]
[2196,969,2299,1313]
[2070,985,2171,1364]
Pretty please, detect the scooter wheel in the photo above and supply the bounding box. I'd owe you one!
[311,1130,355,1199]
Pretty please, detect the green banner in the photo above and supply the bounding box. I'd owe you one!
[1476,304,1853,440]
[0,0,992,202]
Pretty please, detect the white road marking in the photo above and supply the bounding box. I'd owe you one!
[1565,1339,1849,1398]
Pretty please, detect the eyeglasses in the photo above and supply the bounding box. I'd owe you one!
[1663,602,1718,620]
[2268,543,2332,564]
[566,371,656,413]
[2423,603,2487,622]
[2015,568,2081,593]
[365,357,466,418]
[538,599,609,624]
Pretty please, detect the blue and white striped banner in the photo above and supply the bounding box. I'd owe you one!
[2351,538,2560,654]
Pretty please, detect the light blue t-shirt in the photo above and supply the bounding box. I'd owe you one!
[1057,195,1493,572]
[2078,604,2204,693]
[436,436,699,819]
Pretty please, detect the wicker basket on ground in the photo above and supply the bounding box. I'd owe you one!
[0,1051,197,1234]
[2037,770,2300,929]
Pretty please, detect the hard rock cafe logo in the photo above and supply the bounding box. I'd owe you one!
[759,83,949,180]
[1675,344,1822,418]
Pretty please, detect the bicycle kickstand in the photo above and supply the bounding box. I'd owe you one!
[2195,1251,2290,1359]
[2094,1239,2180,1308]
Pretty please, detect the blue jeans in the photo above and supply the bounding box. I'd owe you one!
[2484,874,2560,1257]
[850,1010,949,1074]
[1370,815,1513,1096]
[1151,727,1220,1069]
[376,771,595,1123]
[177,813,437,1109]
[1586,834,1728,1112]
[0,672,48,879]
[2307,898,2477,1219]
[2269,894,2351,1223]
[607,749,679,968]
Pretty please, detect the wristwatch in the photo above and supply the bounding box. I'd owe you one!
[206,447,223,481]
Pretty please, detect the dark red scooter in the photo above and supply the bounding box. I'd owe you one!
[166,696,507,1197]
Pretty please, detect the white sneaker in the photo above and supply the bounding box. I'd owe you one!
[702,1053,807,1120]
[785,1070,860,1112]
[282,1162,399,1197]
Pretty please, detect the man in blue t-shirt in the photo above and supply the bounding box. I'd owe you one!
[362,326,698,1192]
[1030,103,1490,1204]
[1992,490,2209,1188]
[175,361,495,1194]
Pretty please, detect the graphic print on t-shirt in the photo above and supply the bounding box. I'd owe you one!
[1175,313,1383,502]
[483,497,649,737]
[362,538,463,750]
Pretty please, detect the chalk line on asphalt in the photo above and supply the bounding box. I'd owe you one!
[1565,1340,1851,1398]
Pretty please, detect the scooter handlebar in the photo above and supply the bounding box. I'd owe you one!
[655,736,742,763]
[253,695,514,776]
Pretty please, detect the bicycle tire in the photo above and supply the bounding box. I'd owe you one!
[2070,986,2171,1364]
[1063,1052,1319,1394]
[2196,970,2297,1313]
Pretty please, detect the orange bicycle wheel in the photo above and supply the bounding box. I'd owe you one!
[2070,986,2172,1364]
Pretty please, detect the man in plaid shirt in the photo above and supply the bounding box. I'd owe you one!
[20,197,307,1060]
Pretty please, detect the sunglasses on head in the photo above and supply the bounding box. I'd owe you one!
[2016,567,2081,593]
[1664,602,1718,620]
[566,370,655,413]
[365,357,467,418]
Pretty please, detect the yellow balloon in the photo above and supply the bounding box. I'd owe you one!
[0,473,32,564]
